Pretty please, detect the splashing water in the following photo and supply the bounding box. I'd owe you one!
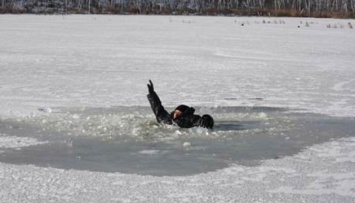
[0,106,354,176]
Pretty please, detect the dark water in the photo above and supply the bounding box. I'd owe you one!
[0,106,354,176]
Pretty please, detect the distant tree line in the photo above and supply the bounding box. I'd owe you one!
[1,0,354,18]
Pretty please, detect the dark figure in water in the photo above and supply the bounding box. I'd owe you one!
[147,80,214,129]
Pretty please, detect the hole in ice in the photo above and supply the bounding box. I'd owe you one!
[0,106,354,176]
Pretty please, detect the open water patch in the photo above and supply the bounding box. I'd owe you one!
[0,106,354,176]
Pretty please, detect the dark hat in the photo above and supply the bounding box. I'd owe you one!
[175,105,190,112]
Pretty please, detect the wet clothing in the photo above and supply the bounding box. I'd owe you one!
[147,89,213,129]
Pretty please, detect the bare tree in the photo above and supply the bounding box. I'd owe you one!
[1,0,355,15]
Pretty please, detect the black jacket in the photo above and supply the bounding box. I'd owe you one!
[147,90,209,128]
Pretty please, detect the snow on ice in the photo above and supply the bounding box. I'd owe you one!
[0,15,355,202]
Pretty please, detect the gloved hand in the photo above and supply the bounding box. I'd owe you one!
[147,80,154,94]
[200,114,214,129]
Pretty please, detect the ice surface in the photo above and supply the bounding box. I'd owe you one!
[0,15,355,118]
[0,135,47,149]
[0,15,355,202]
[1,137,354,202]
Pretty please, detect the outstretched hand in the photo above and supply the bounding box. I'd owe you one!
[147,80,154,94]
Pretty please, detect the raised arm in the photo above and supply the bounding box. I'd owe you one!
[147,80,172,124]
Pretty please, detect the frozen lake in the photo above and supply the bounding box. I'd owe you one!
[1,15,355,117]
[0,15,355,202]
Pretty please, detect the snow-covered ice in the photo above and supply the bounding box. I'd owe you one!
[1,15,354,118]
[0,15,355,202]
[1,137,354,202]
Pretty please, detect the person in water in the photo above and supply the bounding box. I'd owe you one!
[147,80,214,129]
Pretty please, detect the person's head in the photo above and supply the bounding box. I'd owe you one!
[172,105,190,119]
